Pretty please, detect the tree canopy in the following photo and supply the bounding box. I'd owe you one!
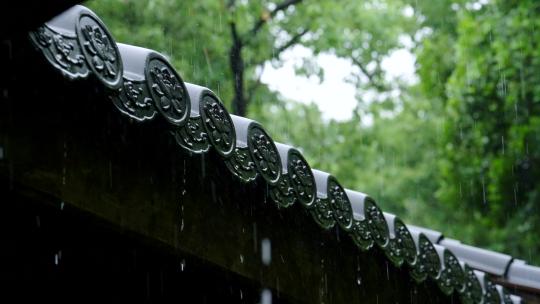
[88,0,540,264]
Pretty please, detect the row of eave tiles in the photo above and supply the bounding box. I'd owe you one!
[29,5,539,304]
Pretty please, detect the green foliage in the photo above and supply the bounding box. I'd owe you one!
[88,0,540,264]
[87,0,318,111]
[253,86,443,226]
[436,0,540,262]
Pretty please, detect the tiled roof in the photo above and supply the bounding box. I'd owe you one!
[27,4,539,304]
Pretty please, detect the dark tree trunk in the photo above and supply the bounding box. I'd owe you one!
[227,0,303,117]
[229,22,246,116]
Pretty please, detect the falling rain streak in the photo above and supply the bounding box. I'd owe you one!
[261,238,272,266]
[54,250,62,266]
[179,259,186,272]
[260,289,272,304]
[62,141,67,186]
[482,177,487,205]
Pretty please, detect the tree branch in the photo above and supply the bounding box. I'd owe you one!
[228,0,304,115]
[247,0,303,42]
[350,57,388,92]
[246,65,266,103]
[229,21,247,115]
[230,21,242,48]
[247,28,308,67]
[274,28,308,57]
[226,0,236,10]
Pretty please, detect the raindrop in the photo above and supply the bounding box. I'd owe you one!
[325,273,328,295]
[159,270,164,296]
[356,275,362,286]
[181,159,187,195]
[62,141,67,186]
[60,201,64,211]
[108,160,113,188]
[260,289,272,304]
[240,254,244,264]
[146,272,150,299]
[210,181,217,203]
[179,259,186,271]
[200,154,206,178]
[179,203,185,232]
[261,238,271,265]
[54,250,62,265]
[513,183,518,206]
[502,73,507,96]
[482,177,487,204]
[319,273,326,302]
[465,63,471,86]
[253,223,258,253]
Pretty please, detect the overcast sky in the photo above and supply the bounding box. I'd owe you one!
[260,45,416,121]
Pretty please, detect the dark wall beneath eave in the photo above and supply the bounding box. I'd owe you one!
[0,37,460,304]
[0,189,266,302]
[0,1,83,38]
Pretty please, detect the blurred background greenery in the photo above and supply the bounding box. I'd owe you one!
[88,0,540,264]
